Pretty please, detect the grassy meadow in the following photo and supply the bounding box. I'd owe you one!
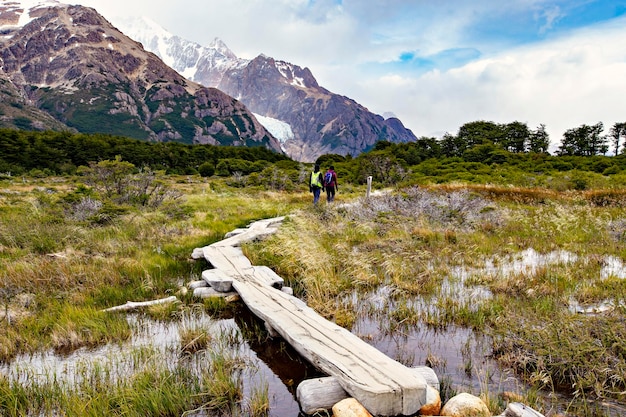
[1,169,626,416]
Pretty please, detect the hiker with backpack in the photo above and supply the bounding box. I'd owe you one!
[324,165,338,203]
[310,163,324,204]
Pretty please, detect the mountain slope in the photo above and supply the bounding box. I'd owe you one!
[119,18,417,162]
[0,1,282,152]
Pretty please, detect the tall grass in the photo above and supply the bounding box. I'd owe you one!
[0,177,302,361]
[3,175,626,416]
[1,175,303,416]
[245,184,626,414]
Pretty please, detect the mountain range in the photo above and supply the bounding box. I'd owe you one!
[0,1,417,162]
[118,17,418,162]
[0,0,281,152]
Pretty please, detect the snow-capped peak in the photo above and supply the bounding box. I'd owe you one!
[116,16,247,85]
[208,37,237,60]
[129,16,173,42]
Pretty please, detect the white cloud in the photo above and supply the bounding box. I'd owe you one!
[316,15,626,146]
[69,1,626,147]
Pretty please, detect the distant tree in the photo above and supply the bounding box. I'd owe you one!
[316,153,347,167]
[528,124,550,154]
[413,136,442,160]
[440,133,467,157]
[458,121,504,148]
[501,121,530,153]
[357,151,407,185]
[79,155,135,199]
[463,143,501,163]
[609,122,626,155]
[373,140,393,151]
[557,122,607,156]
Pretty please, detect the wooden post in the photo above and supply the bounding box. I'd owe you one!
[366,176,372,199]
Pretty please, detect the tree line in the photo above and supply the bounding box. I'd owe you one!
[405,120,626,158]
[0,129,290,176]
[3,119,626,192]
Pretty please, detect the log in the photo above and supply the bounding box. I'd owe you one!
[193,287,238,299]
[411,366,439,391]
[102,296,178,312]
[297,377,349,415]
[504,402,546,417]
[296,367,439,415]
[227,264,427,415]
[250,265,284,289]
[191,247,205,260]
[188,280,208,290]
[201,269,234,292]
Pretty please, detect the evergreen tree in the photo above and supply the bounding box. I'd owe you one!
[528,124,550,154]
[557,122,607,156]
[609,122,626,155]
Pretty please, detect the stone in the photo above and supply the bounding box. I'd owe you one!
[332,398,372,417]
[440,393,491,417]
[419,384,441,416]
[224,294,240,303]
[281,286,294,295]
[296,377,349,415]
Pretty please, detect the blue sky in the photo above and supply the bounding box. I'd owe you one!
[76,0,626,148]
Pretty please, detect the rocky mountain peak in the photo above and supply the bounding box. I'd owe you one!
[120,17,416,161]
[208,37,237,61]
[0,2,282,151]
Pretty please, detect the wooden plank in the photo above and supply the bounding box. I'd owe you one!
[194,218,427,416]
[233,261,426,416]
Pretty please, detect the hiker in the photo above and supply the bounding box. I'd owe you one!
[309,163,324,204]
[324,165,338,203]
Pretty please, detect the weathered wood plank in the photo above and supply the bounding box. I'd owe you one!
[231,264,426,416]
[193,217,427,416]
[102,296,178,312]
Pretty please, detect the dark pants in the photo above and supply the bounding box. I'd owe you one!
[312,187,321,204]
[325,186,335,202]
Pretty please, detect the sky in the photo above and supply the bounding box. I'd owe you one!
[71,0,626,148]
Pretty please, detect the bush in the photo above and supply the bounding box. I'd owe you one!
[198,162,215,177]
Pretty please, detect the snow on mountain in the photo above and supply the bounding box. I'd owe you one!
[115,16,246,82]
[116,16,302,149]
[113,15,417,161]
[253,113,294,144]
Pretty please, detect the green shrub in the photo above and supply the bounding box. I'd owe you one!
[198,162,215,177]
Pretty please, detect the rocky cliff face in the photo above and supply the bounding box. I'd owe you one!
[0,2,282,152]
[120,19,417,162]
[217,54,416,162]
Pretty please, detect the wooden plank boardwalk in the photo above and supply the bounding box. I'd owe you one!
[193,217,427,416]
